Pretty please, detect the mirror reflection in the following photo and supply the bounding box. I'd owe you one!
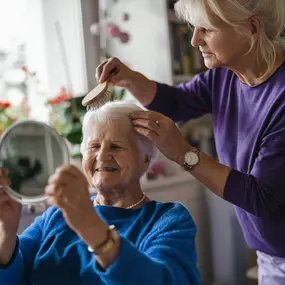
[0,121,69,203]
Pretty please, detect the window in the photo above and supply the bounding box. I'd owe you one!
[0,0,100,122]
[0,0,50,121]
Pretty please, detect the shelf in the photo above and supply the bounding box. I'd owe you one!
[173,74,194,83]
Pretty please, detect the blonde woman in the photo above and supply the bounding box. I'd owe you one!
[97,0,285,283]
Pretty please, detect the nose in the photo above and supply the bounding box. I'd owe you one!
[96,146,111,161]
[191,28,205,47]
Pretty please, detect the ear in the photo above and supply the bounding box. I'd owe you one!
[248,16,261,39]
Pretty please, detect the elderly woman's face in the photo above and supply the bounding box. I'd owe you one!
[191,10,251,70]
[82,119,148,190]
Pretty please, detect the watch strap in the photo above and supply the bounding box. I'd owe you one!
[87,224,119,254]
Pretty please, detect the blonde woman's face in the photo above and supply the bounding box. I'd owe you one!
[191,11,251,70]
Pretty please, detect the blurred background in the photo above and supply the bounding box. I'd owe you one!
[0,0,258,284]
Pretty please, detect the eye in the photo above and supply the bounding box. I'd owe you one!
[87,144,100,150]
[203,28,213,33]
[188,23,195,31]
[111,144,122,150]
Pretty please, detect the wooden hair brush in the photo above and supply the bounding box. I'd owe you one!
[82,71,117,110]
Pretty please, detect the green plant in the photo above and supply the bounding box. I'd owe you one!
[0,100,29,136]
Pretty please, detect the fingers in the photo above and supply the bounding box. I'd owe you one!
[56,165,80,178]
[48,173,72,186]
[132,119,160,136]
[108,71,121,85]
[97,57,121,83]
[130,111,164,138]
[0,168,8,177]
[0,170,9,196]
[45,184,64,196]
[0,188,8,196]
[95,60,108,82]
[45,184,70,208]
[47,195,65,208]
[46,164,88,203]
[0,169,11,188]
[0,188,13,204]
[129,111,163,122]
[133,125,159,142]
[0,177,11,187]
[45,185,78,210]
[48,165,79,184]
[0,168,10,188]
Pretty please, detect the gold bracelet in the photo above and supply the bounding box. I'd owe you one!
[87,225,120,255]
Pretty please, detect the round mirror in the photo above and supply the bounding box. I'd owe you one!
[0,120,70,204]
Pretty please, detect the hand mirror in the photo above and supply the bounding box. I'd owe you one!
[0,120,70,205]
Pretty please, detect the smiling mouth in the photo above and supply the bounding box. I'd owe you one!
[95,167,118,172]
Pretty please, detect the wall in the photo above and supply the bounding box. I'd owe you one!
[26,0,49,121]
[26,0,101,120]
[41,0,89,98]
[105,0,173,85]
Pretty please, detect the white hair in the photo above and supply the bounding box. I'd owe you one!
[175,0,285,77]
[80,101,157,162]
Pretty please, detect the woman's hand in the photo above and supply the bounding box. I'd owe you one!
[96,57,134,88]
[130,111,192,165]
[0,168,22,231]
[0,168,22,264]
[45,165,97,233]
[96,57,157,106]
[45,165,115,267]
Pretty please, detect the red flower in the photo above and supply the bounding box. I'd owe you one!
[21,66,29,73]
[48,87,73,105]
[0,101,11,109]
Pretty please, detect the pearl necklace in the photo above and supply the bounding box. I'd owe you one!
[94,192,147,209]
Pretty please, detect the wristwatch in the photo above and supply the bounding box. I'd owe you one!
[87,224,120,255]
[182,148,200,171]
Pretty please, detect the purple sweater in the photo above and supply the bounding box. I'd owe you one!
[147,61,285,257]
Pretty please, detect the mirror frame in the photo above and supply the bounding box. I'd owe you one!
[0,120,70,205]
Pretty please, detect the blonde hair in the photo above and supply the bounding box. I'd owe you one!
[80,101,157,161]
[175,0,285,77]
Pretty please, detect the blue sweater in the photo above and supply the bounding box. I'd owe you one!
[0,200,200,285]
[147,61,285,257]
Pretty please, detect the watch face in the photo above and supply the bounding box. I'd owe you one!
[185,151,199,166]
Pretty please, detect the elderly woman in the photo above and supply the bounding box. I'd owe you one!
[96,0,285,283]
[0,101,200,285]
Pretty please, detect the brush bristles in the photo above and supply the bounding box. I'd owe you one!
[86,90,112,111]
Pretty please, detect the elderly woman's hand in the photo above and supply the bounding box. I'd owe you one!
[45,165,113,264]
[45,165,96,232]
[130,111,192,165]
